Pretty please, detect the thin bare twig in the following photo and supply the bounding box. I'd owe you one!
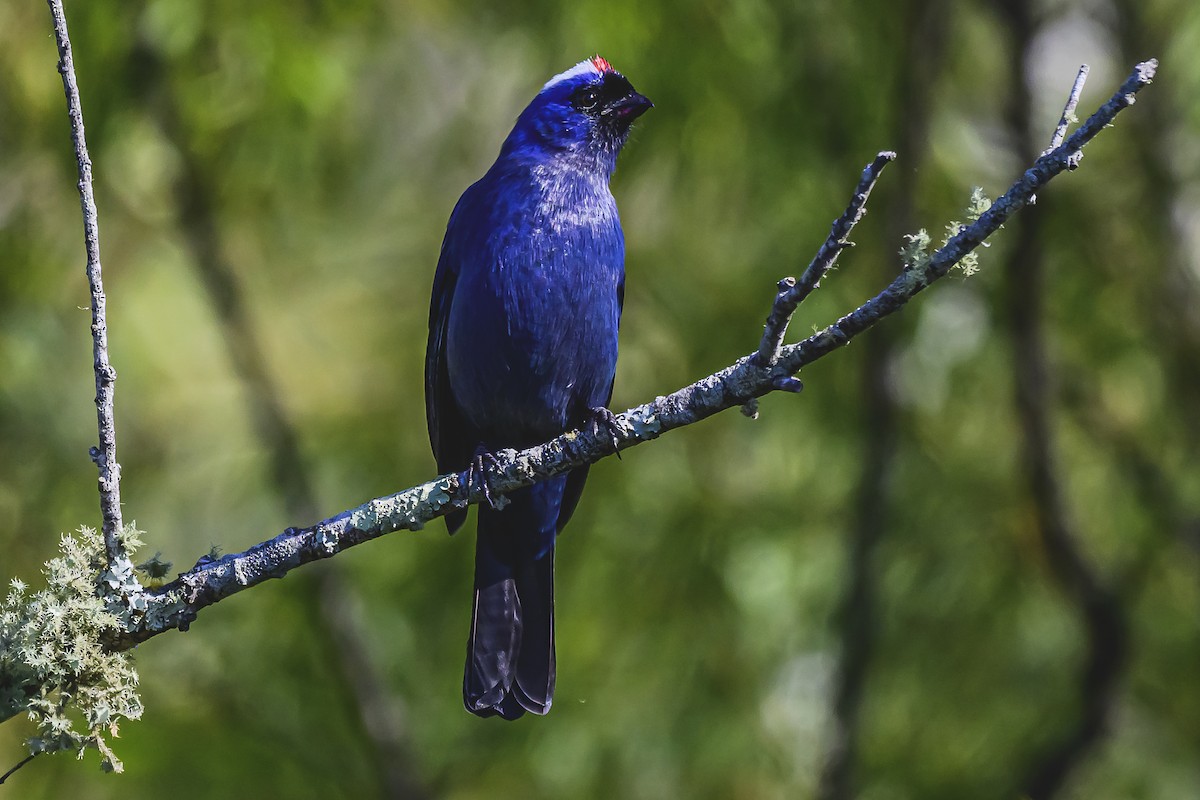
[47,0,124,563]
[1032,64,1090,204]
[1050,65,1090,151]
[754,151,895,369]
[97,60,1156,651]
[0,752,38,785]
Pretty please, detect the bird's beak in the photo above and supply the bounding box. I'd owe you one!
[605,91,653,122]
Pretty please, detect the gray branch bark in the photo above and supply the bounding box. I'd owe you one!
[102,60,1158,652]
[47,0,124,563]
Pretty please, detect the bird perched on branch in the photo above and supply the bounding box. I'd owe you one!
[425,56,651,719]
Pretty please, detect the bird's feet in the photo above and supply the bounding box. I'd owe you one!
[466,447,505,510]
[585,406,625,458]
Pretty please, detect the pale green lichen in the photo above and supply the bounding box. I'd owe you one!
[631,412,662,438]
[410,480,454,529]
[348,503,380,531]
[317,527,339,554]
[900,188,994,280]
[420,480,452,510]
[966,185,991,221]
[942,221,979,275]
[899,228,933,272]
[943,186,994,277]
[140,591,188,632]
[898,228,934,292]
[1,525,145,773]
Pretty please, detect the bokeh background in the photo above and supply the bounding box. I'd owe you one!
[2,1,1197,798]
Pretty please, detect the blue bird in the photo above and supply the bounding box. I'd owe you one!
[426,56,651,719]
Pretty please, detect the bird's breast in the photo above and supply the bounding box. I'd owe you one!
[445,182,623,444]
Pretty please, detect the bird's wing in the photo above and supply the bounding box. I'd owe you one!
[425,247,454,462]
[426,210,477,533]
[555,272,624,534]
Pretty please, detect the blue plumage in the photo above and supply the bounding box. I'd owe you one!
[426,56,651,719]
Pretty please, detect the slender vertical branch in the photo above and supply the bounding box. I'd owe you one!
[47,0,124,563]
[1048,65,1090,152]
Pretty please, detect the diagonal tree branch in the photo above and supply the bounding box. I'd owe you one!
[0,753,39,786]
[47,0,124,564]
[100,60,1157,652]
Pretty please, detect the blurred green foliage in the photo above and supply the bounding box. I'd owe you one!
[1,1,1198,798]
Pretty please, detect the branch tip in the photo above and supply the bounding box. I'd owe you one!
[771,376,804,393]
[0,753,39,785]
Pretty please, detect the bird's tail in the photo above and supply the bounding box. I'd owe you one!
[464,477,563,720]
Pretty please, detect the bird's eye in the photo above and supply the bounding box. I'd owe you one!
[575,88,600,111]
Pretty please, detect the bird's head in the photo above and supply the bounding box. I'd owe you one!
[501,56,652,175]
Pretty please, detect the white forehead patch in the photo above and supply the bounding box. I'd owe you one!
[542,58,602,91]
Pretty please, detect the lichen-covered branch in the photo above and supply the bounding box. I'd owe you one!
[102,59,1157,652]
[1,526,145,774]
[47,0,124,564]
[772,59,1156,383]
